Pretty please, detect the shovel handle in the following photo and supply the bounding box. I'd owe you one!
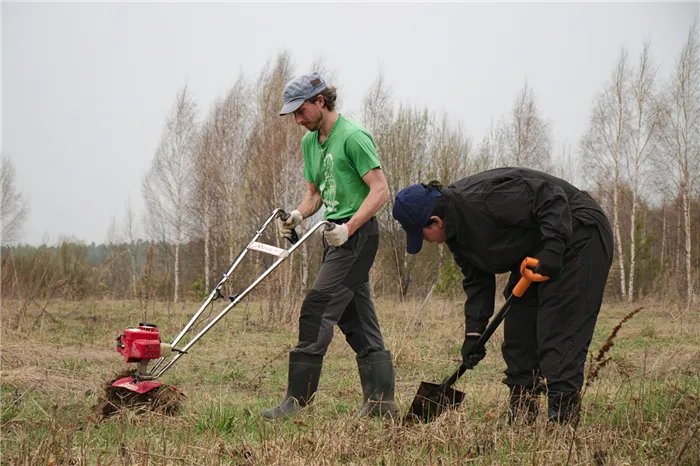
[514,257,549,297]
[443,257,549,387]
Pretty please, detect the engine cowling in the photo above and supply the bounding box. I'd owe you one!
[116,323,161,362]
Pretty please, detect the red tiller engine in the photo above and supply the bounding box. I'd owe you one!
[116,322,163,363]
[112,322,183,394]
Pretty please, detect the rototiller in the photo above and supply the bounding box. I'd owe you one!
[111,209,335,396]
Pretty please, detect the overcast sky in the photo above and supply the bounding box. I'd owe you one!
[3,1,697,246]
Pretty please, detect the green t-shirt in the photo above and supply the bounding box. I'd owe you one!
[302,114,382,220]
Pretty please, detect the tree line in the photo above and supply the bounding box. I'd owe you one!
[2,22,699,315]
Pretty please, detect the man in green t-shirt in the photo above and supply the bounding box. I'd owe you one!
[261,72,397,420]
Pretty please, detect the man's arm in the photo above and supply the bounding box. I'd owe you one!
[452,252,496,334]
[296,182,324,219]
[345,168,390,236]
[343,130,389,236]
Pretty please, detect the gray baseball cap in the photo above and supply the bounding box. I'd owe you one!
[279,72,327,115]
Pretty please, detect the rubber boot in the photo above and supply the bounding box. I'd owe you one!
[261,352,323,420]
[507,385,539,425]
[547,391,581,424]
[356,350,398,419]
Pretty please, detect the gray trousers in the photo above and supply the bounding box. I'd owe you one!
[292,217,386,358]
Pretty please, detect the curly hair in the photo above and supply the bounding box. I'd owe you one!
[308,86,338,111]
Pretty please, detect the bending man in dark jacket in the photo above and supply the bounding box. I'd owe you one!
[392,167,614,424]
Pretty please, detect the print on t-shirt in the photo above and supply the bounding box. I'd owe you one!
[321,152,338,214]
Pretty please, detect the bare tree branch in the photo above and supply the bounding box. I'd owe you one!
[497,80,553,171]
[0,154,29,246]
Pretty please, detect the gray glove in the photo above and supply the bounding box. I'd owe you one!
[324,224,349,247]
[277,210,302,240]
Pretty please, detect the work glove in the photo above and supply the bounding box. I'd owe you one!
[461,333,486,370]
[323,224,349,247]
[277,210,302,240]
[533,248,563,278]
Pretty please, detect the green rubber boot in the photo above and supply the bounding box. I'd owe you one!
[356,350,398,419]
[261,352,323,420]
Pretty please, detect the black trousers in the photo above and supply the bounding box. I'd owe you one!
[292,217,386,358]
[501,215,614,393]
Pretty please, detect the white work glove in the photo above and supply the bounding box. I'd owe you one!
[277,210,302,240]
[323,224,349,247]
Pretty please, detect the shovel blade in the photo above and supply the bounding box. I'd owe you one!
[404,380,466,424]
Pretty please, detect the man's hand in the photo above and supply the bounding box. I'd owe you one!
[533,248,563,278]
[461,333,486,369]
[277,210,302,240]
[323,224,349,247]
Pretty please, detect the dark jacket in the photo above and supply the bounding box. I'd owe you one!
[438,167,611,334]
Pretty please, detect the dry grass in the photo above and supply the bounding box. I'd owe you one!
[1,297,699,465]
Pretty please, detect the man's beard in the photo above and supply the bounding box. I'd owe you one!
[304,113,323,131]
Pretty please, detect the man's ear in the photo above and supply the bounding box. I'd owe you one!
[430,216,444,229]
[315,94,325,108]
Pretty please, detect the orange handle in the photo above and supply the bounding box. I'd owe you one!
[512,257,549,297]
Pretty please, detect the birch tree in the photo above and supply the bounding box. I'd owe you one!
[627,41,662,301]
[214,76,251,266]
[369,87,433,298]
[362,71,394,141]
[422,115,475,278]
[244,52,304,232]
[190,73,251,294]
[474,120,500,170]
[193,122,216,291]
[0,154,29,246]
[122,200,140,298]
[553,140,581,186]
[580,47,632,300]
[427,115,474,185]
[661,21,700,307]
[361,71,395,297]
[142,85,198,303]
[497,81,553,171]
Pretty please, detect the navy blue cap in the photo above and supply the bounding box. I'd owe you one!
[279,72,328,115]
[392,184,442,254]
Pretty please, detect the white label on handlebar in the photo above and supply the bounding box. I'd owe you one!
[248,242,286,257]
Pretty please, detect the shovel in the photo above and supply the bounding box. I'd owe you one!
[404,257,549,424]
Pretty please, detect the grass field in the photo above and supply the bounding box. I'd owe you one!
[1,296,698,465]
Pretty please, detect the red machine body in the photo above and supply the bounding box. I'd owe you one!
[112,323,167,394]
[116,324,162,362]
[111,377,164,394]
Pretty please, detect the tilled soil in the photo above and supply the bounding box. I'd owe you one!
[94,369,186,418]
